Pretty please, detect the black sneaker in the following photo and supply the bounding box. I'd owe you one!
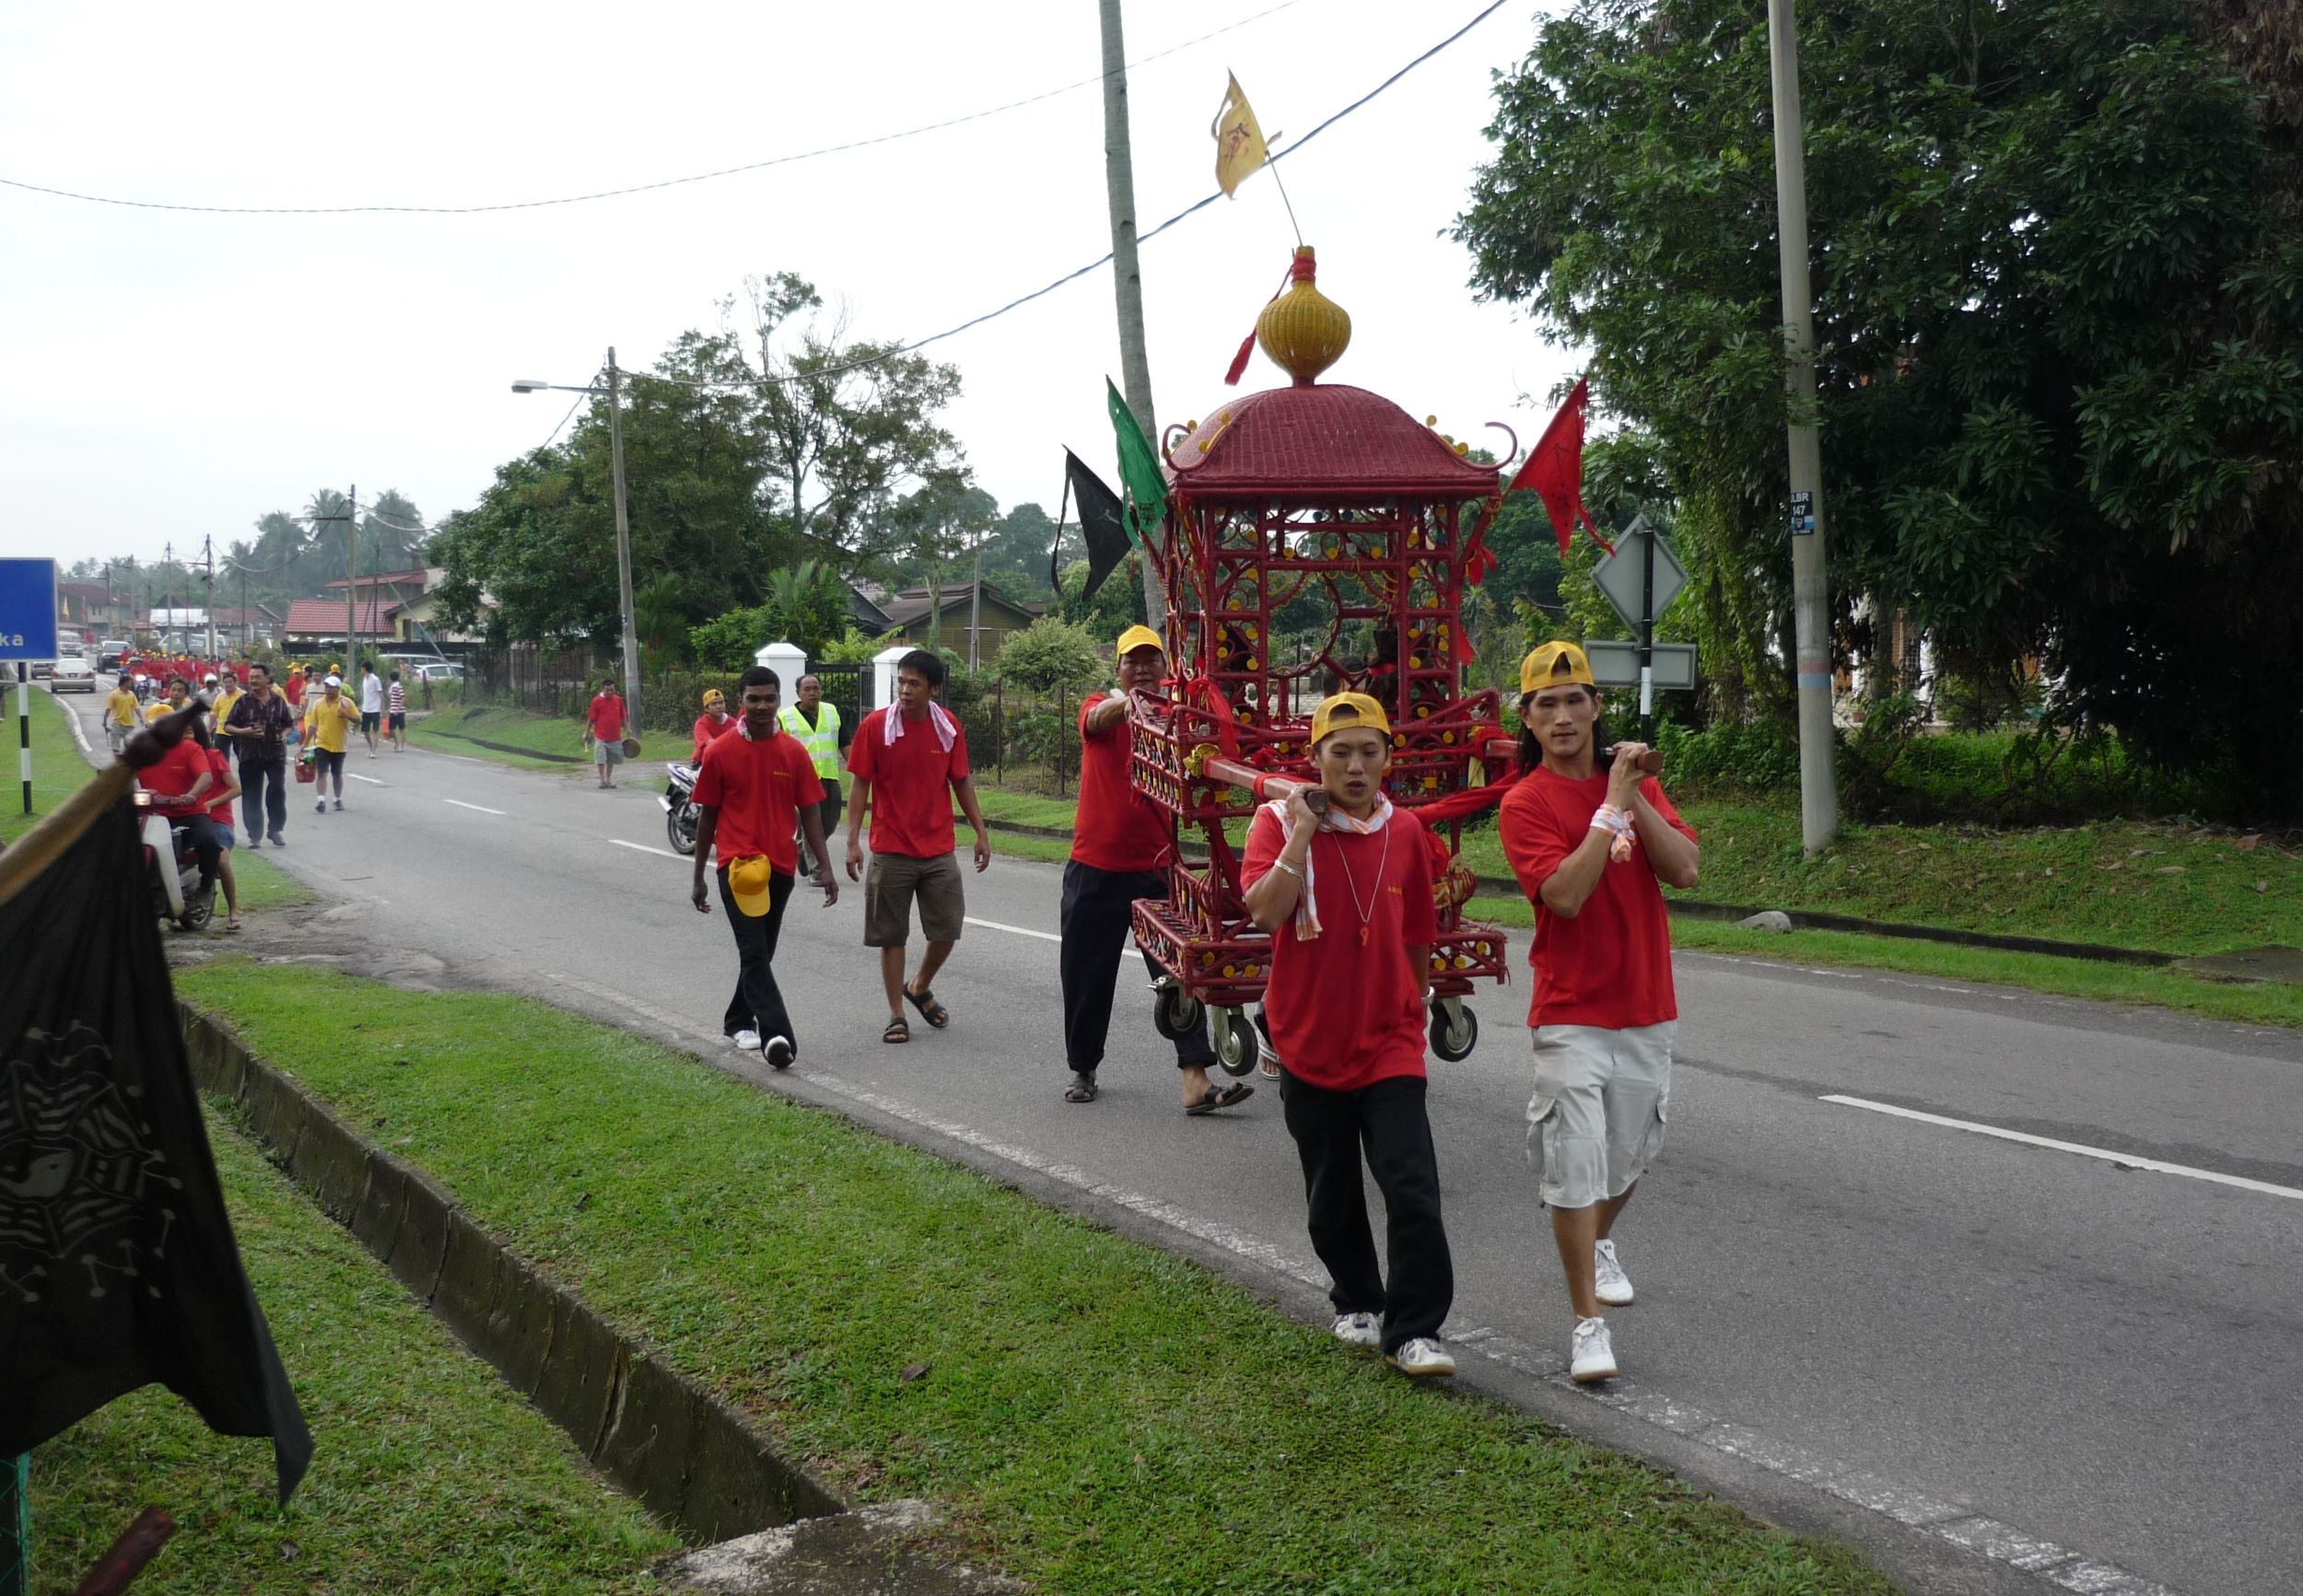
[764,1036,794,1071]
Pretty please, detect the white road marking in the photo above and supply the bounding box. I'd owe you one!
[346,773,385,785]
[610,838,684,861]
[964,915,1061,944]
[1822,1094,2303,1203]
[443,798,506,815]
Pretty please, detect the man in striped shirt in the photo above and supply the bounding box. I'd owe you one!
[387,670,409,751]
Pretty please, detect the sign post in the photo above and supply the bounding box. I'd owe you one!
[1589,518,1689,739]
[0,559,60,819]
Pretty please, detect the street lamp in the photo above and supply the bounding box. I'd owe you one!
[510,349,639,724]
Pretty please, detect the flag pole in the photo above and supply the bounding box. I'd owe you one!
[1265,142,1304,247]
[3,1451,28,1596]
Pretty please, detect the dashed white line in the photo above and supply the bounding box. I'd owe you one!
[964,915,1061,944]
[1822,1094,2303,1203]
[443,798,505,815]
[609,838,684,860]
[346,772,385,786]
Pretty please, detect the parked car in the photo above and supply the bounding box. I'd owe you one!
[99,640,129,670]
[47,654,97,692]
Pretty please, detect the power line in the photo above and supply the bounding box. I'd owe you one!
[0,0,1308,216]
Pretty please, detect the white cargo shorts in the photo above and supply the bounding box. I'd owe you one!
[1526,1021,1674,1210]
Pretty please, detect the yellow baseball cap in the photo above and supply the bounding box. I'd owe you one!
[1310,692,1391,746]
[1520,640,1597,695]
[701,688,726,708]
[727,855,777,917]
[1115,623,1165,658]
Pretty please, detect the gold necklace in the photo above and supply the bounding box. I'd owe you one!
[1323,821,1394,948]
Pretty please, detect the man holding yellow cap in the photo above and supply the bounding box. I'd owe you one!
[1243,691,1456,1379]
[1058,625,1234,1112]
[689,664,838,1067]
[1497,640,1700,1383]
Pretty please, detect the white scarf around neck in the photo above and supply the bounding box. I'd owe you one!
[1261,791,1393,940]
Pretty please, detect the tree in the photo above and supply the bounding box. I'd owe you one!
[997,616,1106,692]
[883,473,997,657]
[429,449,616,650]
[1053,557,1143,642]
[1456,0,2303,808]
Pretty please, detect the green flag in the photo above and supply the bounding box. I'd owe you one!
[1105,379,1167,548]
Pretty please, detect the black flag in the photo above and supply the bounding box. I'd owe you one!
[0,802,311,1501]
[1065,449,1135,603]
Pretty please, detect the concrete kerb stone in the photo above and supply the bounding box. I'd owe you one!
[175,1001,853,1549]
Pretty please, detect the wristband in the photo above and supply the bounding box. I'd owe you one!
[1590,804,1637,864]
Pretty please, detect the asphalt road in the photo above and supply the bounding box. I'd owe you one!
[79,694,2303,1596]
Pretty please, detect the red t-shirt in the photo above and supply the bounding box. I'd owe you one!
[693,712,738,764]
[1242,805,1439,1091]
[587,693,626,741]
[693,728,825,875]
[1070,693,1169,873]
[846,707,969,858]
[1498,766,1696,1030]
[206,748,237,828]
[138,740,211,809]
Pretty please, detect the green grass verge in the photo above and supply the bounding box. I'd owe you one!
[5,687,310,912]
[174,961,1892,1596]
[29,1114,676,1594]
[405,704,594,769]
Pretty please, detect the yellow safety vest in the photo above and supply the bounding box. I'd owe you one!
[777,702,842,779]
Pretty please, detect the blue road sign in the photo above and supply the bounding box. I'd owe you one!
[0,560,59,660]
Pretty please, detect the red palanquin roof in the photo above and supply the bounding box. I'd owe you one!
[1164,384,1499,498]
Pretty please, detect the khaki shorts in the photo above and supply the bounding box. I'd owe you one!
[863,851,964,947]
[1526,1021,1674,1210]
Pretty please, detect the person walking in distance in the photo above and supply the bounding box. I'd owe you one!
[689,666,837,1067]
[588,676,628,789]
[223,662,296,847]
[386,669,408,751]
[1497,642,1701,1384]
[693,689,737,764]
[206,671,241,769]
[1058,625,1236,1113]
[146,676,190,725]
[1243,693,1455,1379]
[777,673,846,888]
[843,649,991,1044]
[103,673,140,755]
[302,674,359,814]
[359,661,385,757]
[196,719,245,933]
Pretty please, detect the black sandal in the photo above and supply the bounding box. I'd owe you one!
[1186,1082,1255,1116]
[905,984,950,1029]
[883,1017,911,1044]
[1064,1072,1098,1103]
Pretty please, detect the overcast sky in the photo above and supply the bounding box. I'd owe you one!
[2,0,1576,576]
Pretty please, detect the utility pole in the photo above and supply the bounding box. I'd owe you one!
[344,483,360,674]
[1097,0,1166,623]
[203,535,217,660]
[605,347,640,725]
[1765,0,1839,851]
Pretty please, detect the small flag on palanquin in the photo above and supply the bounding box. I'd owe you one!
[1064,450,1136,602]
[1211,73,1270,198]
[1505,376,1611,557]
[1105,379,1169,550]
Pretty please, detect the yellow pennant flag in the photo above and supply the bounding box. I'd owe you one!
[1211,73,1269,198]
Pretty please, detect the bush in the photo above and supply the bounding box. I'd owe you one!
[998,616,1107,693]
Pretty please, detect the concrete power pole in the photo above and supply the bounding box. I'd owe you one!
[344,483,360,675]
[1097,0,1167,622]
[1765,0,1839,851]
[606,347,641,726]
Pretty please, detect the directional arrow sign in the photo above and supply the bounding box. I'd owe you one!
[1592,520,1686,634]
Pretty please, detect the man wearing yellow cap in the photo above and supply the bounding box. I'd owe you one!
[1497,640,1701,1384]
[1243,692,1456,1380]
[689,664,838,1066]
[693,688,737,765]
[1058,625,1234,1112]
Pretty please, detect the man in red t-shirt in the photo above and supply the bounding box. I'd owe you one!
[137,717,223,902]
[1497,641,1701,1385]
[1242,693,1455,1380]
[843,649,990,1044]
[587,678,627,789]
[1057,626,1233,1111]
[692,689,737,764]
[689,666,836,1067]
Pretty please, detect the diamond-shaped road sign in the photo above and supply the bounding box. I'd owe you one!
[1592,518,1686,634]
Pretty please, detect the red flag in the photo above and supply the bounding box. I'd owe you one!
[1505,378,1612,556]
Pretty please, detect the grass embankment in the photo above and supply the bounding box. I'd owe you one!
[177,960,1891,1596]
[30,1117,676,1595]
[6,688,307,914]
[405,704,592,769]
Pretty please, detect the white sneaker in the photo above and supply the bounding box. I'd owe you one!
[1595,1239,1634,1306]
[1571,1316,1618,1383]
[1387,1337,1457,1378]
[731,1029,762,1052]
[1330,1311,1381,1348]
[764,1036,793,1070]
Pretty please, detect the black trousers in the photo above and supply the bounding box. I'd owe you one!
[1279,1068,1454,1352]
[240,755,287,841]
[1058,859,1213,1073]
[718,864,796,1046]
[796,778,844,877]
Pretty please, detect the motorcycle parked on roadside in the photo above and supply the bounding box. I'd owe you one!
[661,761,700,856]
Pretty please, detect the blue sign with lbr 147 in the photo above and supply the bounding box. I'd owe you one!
[0,558,61,661]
